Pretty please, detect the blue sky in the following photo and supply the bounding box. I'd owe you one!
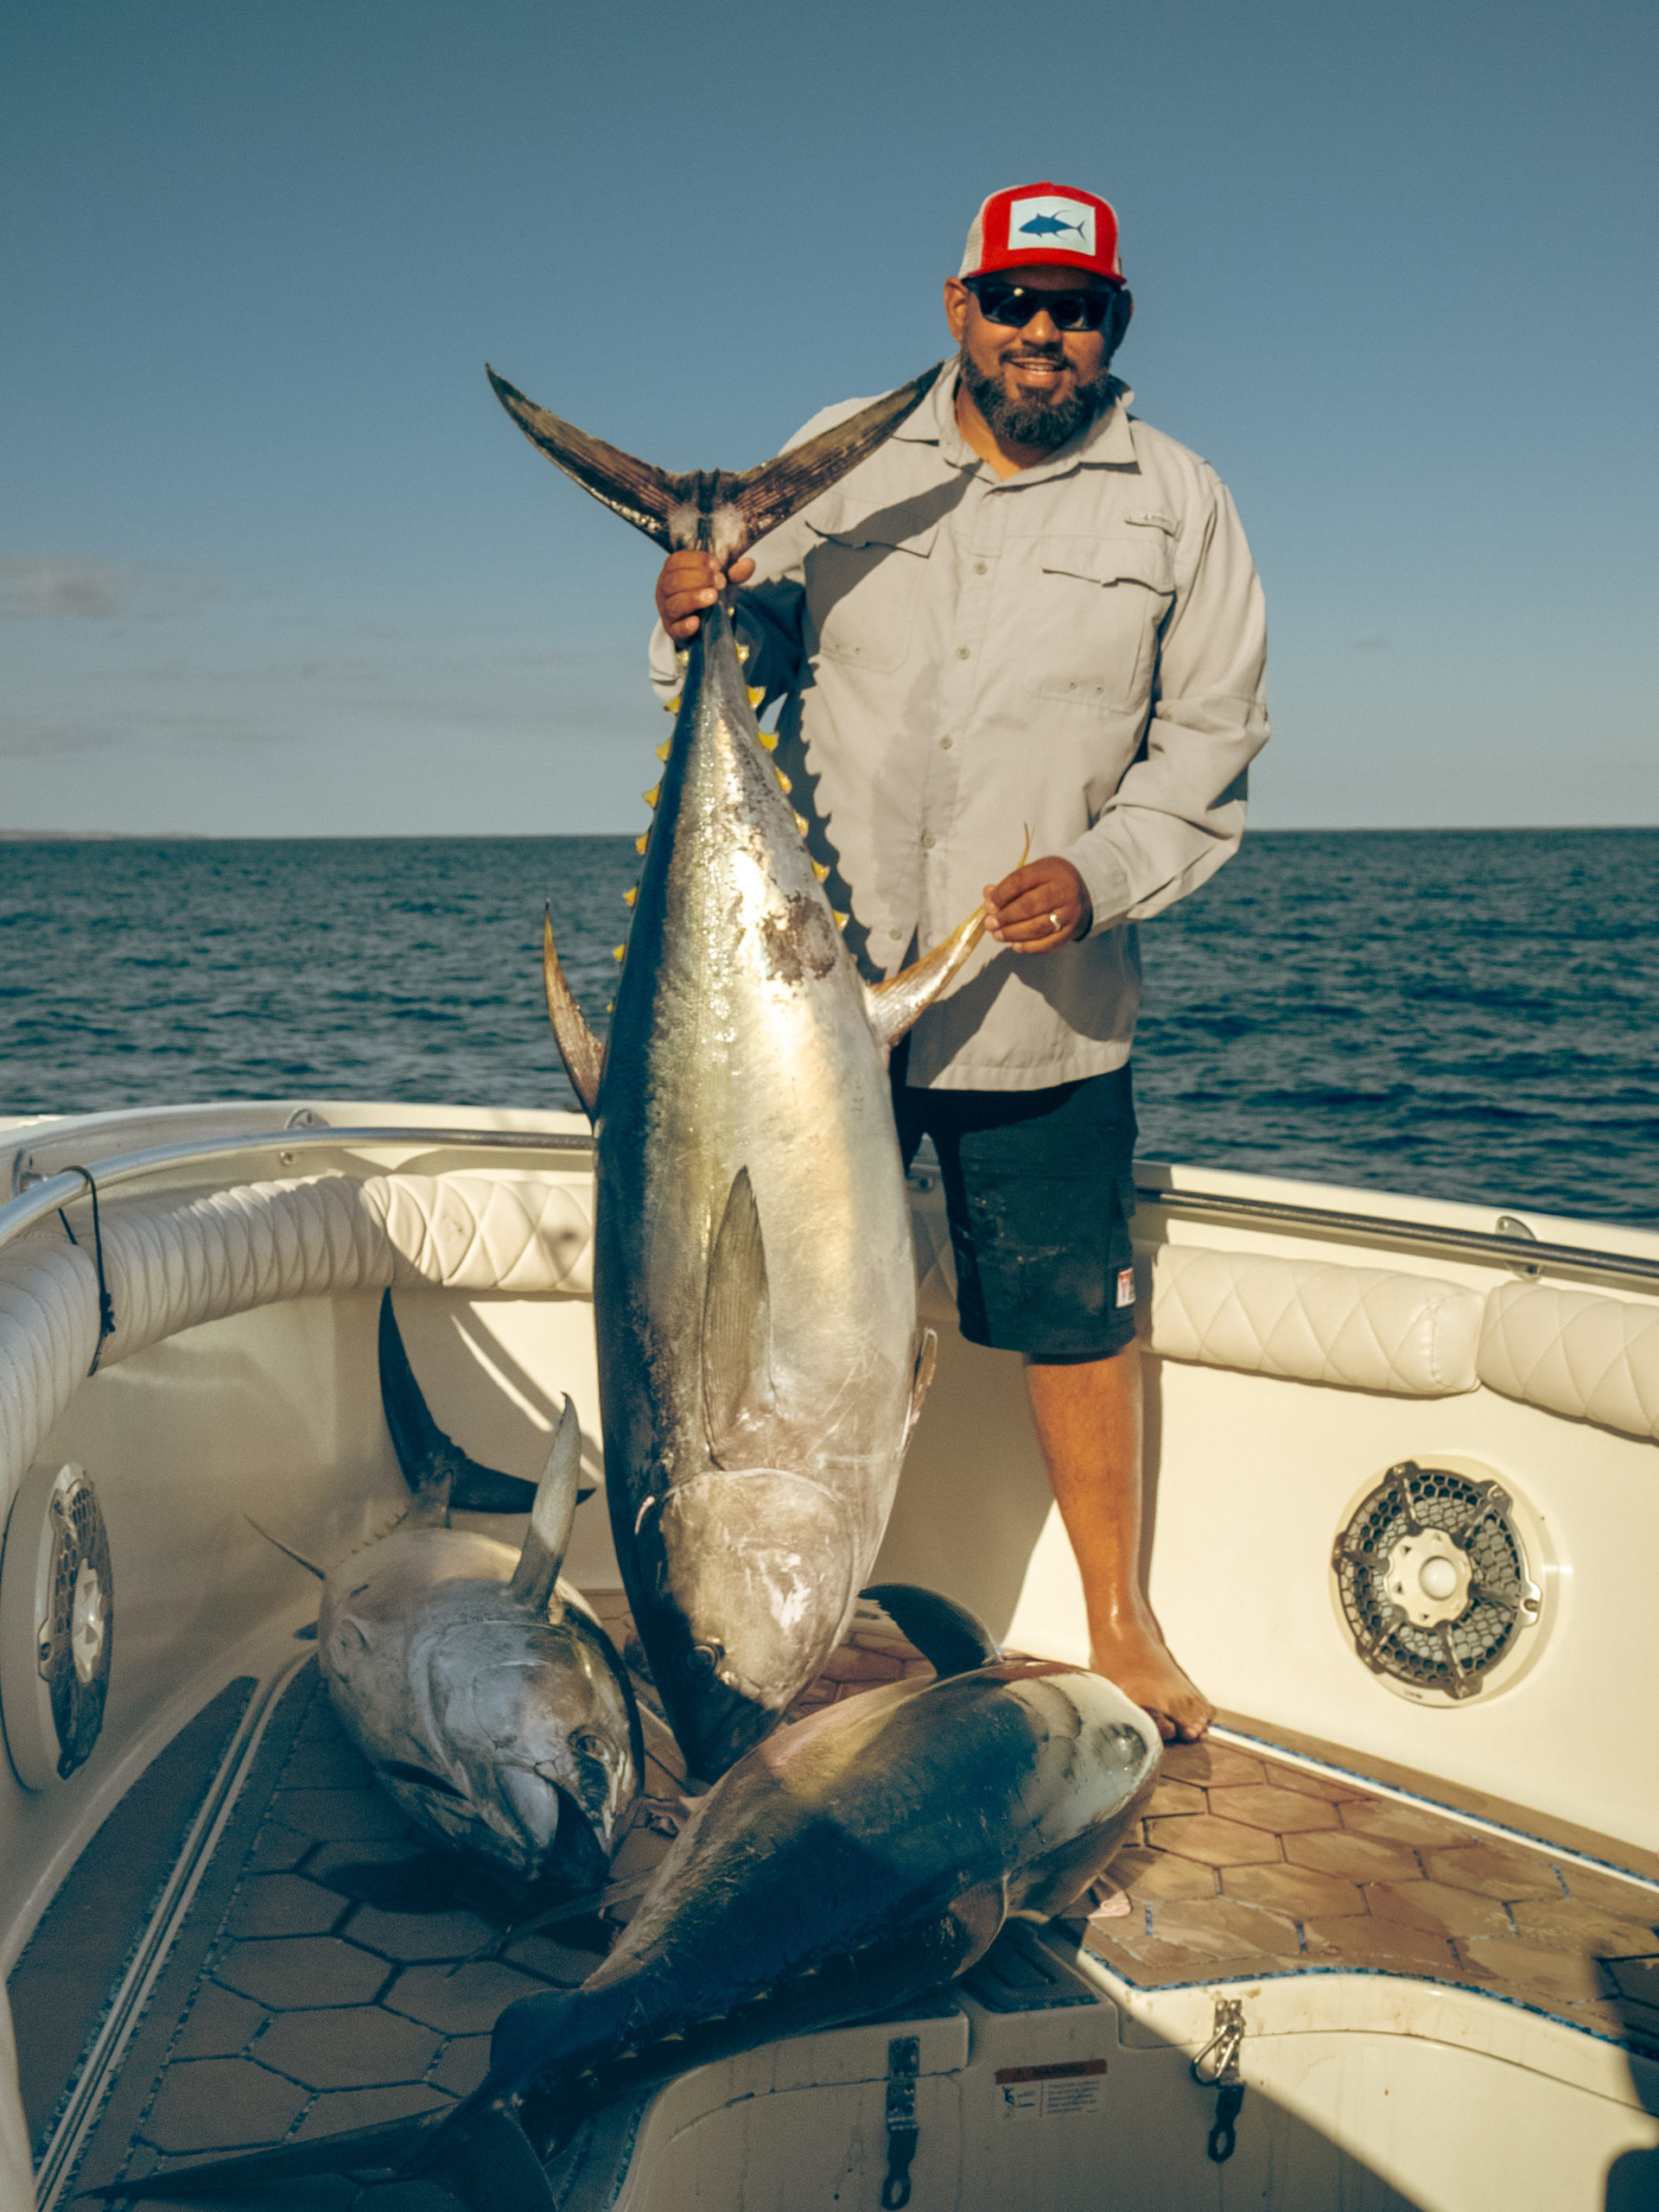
[3,0,1654,835]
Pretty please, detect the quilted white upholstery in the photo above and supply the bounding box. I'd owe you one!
[1478,1279,1659,1440]
[0,1171,594,1515]
[1144,1244,1482,1396]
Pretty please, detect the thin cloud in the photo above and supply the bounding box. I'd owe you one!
[1351,635,1390,651]
[0,558,219,621]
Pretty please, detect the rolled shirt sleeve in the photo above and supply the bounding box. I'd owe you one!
[1060,474,1268,932]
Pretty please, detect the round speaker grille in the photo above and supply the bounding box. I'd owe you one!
[2,1461,115,1788]
[1332,1460,1541,1703]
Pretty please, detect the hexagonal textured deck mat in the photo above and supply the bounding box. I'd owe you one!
[1075,1732,1659,2058]
[70,1595,1659,2196]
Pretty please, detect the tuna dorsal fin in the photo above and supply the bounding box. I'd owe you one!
[543,907,604,1120]
[487,363,942,560]
[861,1584,1001,1679]
[509,1395,584,1610]
[377,1291,537,1517]
[702,1167,777,1466]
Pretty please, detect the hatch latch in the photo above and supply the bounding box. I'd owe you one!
[880,2034,920,2208]
[1192,1996,1245,2164]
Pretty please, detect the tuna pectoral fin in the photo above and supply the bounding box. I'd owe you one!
[861,1583,1001,1678]
[543,907,604,1119]
[862,903,990,1052]
[702,1167,777,1465]
[510,1395,583,1609]
[379,1291,538,1516]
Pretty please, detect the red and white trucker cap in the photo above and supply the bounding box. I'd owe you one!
[959,182,1123,283]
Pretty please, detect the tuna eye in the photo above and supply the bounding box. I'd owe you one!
[571,1730,607,1761]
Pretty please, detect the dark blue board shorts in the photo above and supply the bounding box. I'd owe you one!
[890,1043,1139,1363]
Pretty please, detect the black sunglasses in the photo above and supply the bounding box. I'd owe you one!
[963,276,1121,333]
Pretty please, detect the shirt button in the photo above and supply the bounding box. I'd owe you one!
[955,645,970,660]
[975,562,988,575]
[938,735,953,750]
[920,832,935,850]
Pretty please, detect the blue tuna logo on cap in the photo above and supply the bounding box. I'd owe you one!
[1018,213,1084,239]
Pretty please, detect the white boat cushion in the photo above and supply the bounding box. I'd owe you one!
[1145,1244,1483,1396]
[1478,1279,1659,1440]
[0,1172,594,1511]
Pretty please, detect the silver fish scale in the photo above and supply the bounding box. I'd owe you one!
[595,602,921,1781]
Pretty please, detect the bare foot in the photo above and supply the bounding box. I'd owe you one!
[1089,1619,1214,1745]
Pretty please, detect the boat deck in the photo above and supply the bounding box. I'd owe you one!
[22,1602,1659,2205]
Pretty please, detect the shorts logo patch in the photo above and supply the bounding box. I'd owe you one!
[1008,195,1096,257]
[1116,1267,1136,1310]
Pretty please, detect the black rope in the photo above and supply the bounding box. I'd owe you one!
[57,1166,118,1374]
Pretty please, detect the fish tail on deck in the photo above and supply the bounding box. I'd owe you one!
[378,1289,538,1516]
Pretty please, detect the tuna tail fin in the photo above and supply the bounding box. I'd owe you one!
[510,1394,583,1609]
[378,1290,538,1516]
[721,365,944,547]
[861,1583,1001,1678]
[413,2098,558,2210]
[487,362,943,559]
[543,906,604,1118]
[79,2108,456,2201]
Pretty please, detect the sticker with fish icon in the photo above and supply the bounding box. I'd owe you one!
[1008,194,1096,255]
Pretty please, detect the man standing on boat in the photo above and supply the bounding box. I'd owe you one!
[650,183,1268,1743]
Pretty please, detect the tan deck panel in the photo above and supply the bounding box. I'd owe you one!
[1076,1732,1659,2060]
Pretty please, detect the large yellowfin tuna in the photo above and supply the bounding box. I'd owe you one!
[99,1590,1161,2212]
[487,364,988,1779]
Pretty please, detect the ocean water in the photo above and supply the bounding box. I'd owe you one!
[3,830,1655,1226]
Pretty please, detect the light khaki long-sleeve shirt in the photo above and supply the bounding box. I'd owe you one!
[648,364,1268,1090]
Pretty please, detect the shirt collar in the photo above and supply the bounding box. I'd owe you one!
[899,360,1137,476]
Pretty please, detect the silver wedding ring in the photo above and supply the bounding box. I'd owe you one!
[1048,910,1063,932]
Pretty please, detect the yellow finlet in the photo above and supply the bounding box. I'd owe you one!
[623,887,637,906]
[655,738,671,761]
[735,641,751,664]
[664,694,682,715]
[635,832,649,855]
[774,768,791,795]
[748,687,765,709]
[811,860,830,883]
[675,648,690,668]
[759,730,779,753]
[612,944,626,961]
[794,810,810,837]
[642,785,660,809]
[832,910,849,930]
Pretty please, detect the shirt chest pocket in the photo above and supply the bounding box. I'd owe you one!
[1033,531,1176,715]
[803,514,939,675]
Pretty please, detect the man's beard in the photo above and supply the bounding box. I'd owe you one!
[958,345,1119,450]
